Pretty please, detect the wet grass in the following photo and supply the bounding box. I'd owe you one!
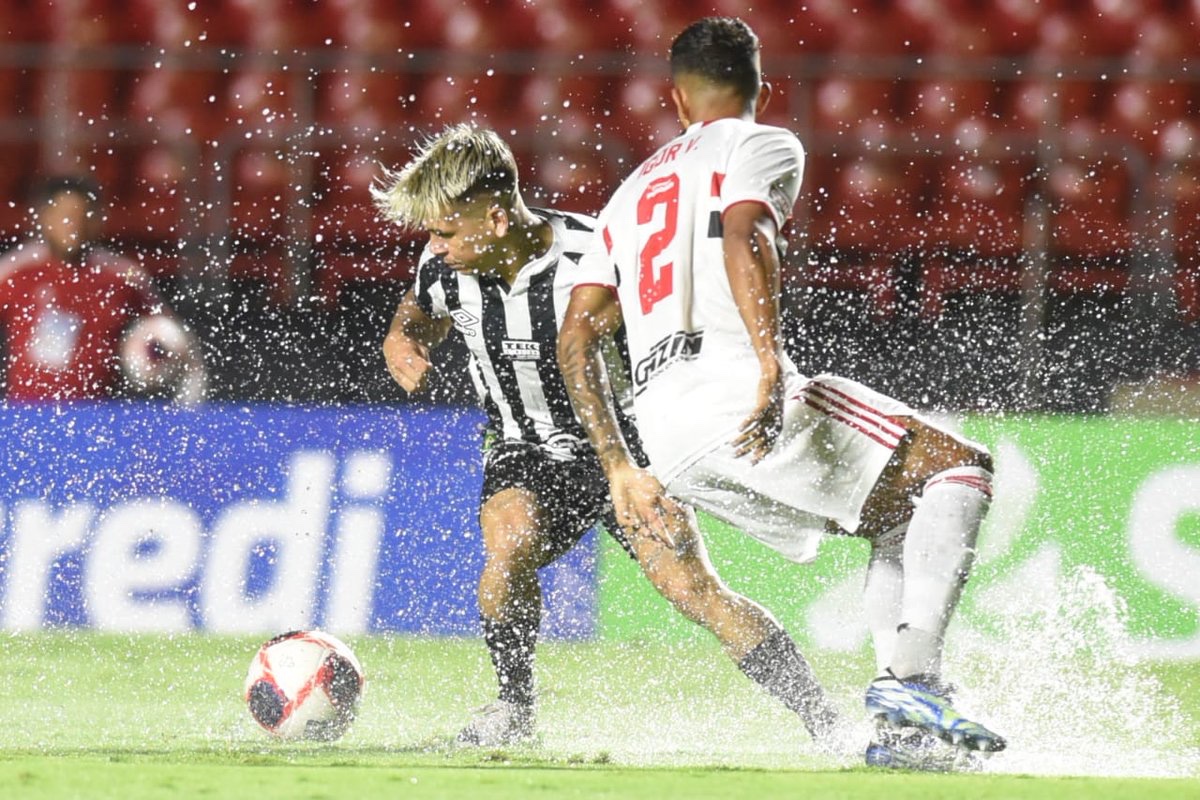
[0,633,1197,798]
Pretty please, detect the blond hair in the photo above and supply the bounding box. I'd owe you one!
[372,124,520,230]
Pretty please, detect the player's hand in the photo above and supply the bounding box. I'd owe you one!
[609,463,684,549]
[732,369,785,463]
[383,335,434,393]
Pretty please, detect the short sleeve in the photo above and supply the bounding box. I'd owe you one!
[719,127,805,230]
[572,221,619,290]
[413,246,449,318]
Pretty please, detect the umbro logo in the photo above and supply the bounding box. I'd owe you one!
[450,308,479,337]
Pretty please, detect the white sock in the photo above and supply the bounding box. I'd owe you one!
[863,525,905,675]
[890,466,992,679]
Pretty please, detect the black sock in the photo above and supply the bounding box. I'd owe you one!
[738,628,837,740]
[481,616,538,708]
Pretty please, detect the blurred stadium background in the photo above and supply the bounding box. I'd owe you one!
[1,0,1198,410]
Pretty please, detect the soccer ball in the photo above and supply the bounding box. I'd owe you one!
[244,630,365,741]
[119,314,188,391]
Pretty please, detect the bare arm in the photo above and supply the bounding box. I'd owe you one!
[558,285,682,546]
[723,201,786,463]
[382,287,451,394]
[557,285,631,475]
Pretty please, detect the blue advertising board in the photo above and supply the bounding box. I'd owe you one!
[0,403,598,639]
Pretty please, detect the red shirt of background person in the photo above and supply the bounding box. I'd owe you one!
[0,177,206,403]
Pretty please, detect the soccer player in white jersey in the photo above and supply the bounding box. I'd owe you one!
[373,124,844,750]
[558,18,1006,770]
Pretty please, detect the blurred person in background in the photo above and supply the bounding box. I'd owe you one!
[559,17,1005,771]
[374,124,845,751]
[0,176,206,404]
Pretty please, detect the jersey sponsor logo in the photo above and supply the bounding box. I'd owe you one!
[450,308,479,337]
[632,330,704,392]
[501,339,542,361]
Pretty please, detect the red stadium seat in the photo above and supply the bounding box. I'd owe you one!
[920,156,1030,318]
[977,0,1062,55]
[813,77,899,138]
[229,147,291,241]
[409,71,514,130]
[904,79,997,137]
[1105,79,1195,157]
[1047,157,1133,260]
[1079,0,1159,56]
[1126,12,1200,72]
[613,74,679,153]
[313,149,398,244]
[1042,154,1134,299]
[317,69,411,128]
[1007,78,1099,134]
[804,155,927,319]
[105,147,190,241]
[311,149,420,307]
[127,67,227,143]
[224,70,302,137]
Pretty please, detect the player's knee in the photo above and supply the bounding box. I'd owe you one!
[651,563,722,620]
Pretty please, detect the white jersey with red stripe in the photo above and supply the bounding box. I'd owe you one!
[580,117,917,560]
[579,117,808,480]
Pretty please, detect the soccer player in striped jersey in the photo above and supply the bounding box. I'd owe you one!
[373,124,843,750]
[558,18,1006,770]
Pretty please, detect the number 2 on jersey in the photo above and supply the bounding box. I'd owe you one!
[636,173,680,314]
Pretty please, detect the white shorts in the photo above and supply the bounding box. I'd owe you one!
[666,374,913,563]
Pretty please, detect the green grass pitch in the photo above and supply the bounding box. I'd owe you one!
[1,633,1197,799]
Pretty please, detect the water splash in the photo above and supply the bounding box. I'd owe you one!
[948,565,1199,777]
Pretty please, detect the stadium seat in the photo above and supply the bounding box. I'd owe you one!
[803,155,927,319]
[903,79,997,138]
[317,69,411,128]
[1079,0,1157,56]
[600,0,694,52]
[224,70,302,137]
[226,145,297,303]
[1105,78,1195,157]
[309,146,421,308]
[920,156,1030,318]
[1126,12,1200,73]
[409,71,514,130]
[127,67,227,143]
[1043,155,1134,299]
[813,77,898,138]
[613,74,680,153]
[1007,77,1099,133]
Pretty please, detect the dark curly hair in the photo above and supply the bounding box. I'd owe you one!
[669,17,761,102]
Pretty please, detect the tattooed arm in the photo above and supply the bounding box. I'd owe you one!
[558,285,682,546]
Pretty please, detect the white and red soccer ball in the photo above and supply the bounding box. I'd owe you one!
[244,630,365,741]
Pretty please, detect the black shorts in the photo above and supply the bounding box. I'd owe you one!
[481,439,636,562]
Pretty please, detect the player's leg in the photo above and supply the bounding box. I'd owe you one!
[857,419,1004,754]
[620,506,841,743]
[459,445,576,747]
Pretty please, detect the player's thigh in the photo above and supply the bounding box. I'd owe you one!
[858,417,992,537]
[480,441,609,569]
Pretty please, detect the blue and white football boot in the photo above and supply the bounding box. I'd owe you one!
[864,670,1006,756]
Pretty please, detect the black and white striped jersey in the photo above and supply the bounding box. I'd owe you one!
[413,208,638,461]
